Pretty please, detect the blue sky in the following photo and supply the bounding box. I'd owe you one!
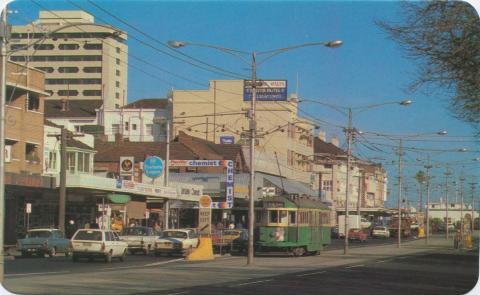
[5,0,479,207]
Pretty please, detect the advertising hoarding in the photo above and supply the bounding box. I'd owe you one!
[243,80,288,101]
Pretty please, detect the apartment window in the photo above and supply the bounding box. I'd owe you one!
[13,55,102,62]
[27,94,40,111]
[84,43,102,50]
[46,79,101,85]
[59,44,80,50]
[115,92,120,99]
[111,124,120,134]
[116,47,121,53]
[58,67,79,73]
[35,67,54,73]
[83,90,102,96]
[115,104,120,109]
[116,70,120,76]
[33,44,54,50]
[57,90,78,96]
[83,67,102,73]
[74,125,83,133]
[67,152,76,173]
[78,152,84,172]
[124,122,129,131]
[116,81,120,87]
[132,124,137,131]
[10,44,27,50]
[322,180,332,191]
[116,58,120,65]
[25,143,39,163]
[145,124,153,136]
[48,151,57,170]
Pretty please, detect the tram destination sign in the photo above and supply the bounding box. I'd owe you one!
[243,80,288,101]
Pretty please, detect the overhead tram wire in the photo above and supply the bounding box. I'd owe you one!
[64,0,248,80]
[25,2,244,114]
[80,0,248,80]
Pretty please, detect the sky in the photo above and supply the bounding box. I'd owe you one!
[4,0,480,208]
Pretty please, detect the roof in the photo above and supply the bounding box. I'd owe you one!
[314,137,347,156]
[261,195,329,210]
[67,137,94,151]
[176,131,243,161]
[45,100,103,118]
[94,140,198,162]
[123,98,168,109]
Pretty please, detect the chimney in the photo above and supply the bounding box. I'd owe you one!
[318,130,326,142]
[331,135,339,147]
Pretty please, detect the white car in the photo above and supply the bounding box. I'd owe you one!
[70,229,128,262]
[120,226,159,255]
[154,229,199,257]
[371,226,390,238]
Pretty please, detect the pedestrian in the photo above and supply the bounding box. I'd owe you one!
[235,221,243,229]
[228,222,235,229]
[454,229,461,249]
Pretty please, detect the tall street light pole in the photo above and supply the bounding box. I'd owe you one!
[169,39,342,265]
[397,138,403,248]
[459,172,465,242]
[164,116,171,230]
[444,166,451,239]
[424,157,432,245]
[344,108,353,254]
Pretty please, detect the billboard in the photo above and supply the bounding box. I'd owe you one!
[244,80,288,101]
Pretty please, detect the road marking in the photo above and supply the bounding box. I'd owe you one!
[144,258,184,267]
[102,265,141,270]
[235,279,273,287]
[296,271,326,277]
[345,264,364,269]
[166,292,189,295]
[376,260,388,263]
[5,271,70,277]
[397,256,408,259]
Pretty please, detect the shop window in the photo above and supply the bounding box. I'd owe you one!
[25,143,39,163]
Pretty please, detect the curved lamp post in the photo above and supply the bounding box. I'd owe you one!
[169,39,342,265]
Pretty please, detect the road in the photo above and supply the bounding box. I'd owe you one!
[3,235,477,295]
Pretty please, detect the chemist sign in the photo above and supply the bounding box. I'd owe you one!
[143,156,164,179]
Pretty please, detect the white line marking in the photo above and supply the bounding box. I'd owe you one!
[166,292,189,295]
[235,279,273,287]
[345,264,364,269]
[101,265,140,270]
[144,258,184,267]
[296,271,326,277]
[397,256,408,259]
[376,260,388,263]
[5,271,70,277]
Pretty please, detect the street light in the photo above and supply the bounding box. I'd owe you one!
[170,39,342,265]
[300,99,412,254]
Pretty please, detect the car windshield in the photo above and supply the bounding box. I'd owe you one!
[27,231,51,238]
[125,227,148,236]
[73,230,102,241]
[162,231,187,239]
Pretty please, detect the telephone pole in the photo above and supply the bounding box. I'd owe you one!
[397,139,403,248]
[459,172,465,240]
[444,166,451,239]
[470,181,476,231]
[424,157,432,245]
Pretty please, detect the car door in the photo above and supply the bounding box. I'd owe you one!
[113,231,123,256]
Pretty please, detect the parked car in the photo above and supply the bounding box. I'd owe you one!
[371,226,390,238]
[348,228,367,242]
[70,229,128,262]
[120,226,159,255]
[154,229,199,257]
[230,229,248,255]
[17,228,71,258]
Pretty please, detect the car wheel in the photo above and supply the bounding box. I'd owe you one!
[64,248,71,257]
[184,246,193,257]
[104,251,112,263]
[49,247,56,258]
[72,254,79,262]
[119,250,127,262]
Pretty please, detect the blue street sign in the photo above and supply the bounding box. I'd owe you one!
[220,136,235,144]
[144,156,164,179]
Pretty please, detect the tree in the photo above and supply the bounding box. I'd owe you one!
[377,2,480,134]
[414,170,426,211]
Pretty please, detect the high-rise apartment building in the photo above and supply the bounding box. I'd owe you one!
[9,10,128,110]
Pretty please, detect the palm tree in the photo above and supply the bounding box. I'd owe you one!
[415,171,427,212]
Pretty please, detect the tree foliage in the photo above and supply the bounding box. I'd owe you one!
[377,1,480,133]
[415,170,426,185]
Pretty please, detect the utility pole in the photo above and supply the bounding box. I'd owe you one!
[357,173,362,218]
[59,128,67,233]
[424,157,432,245]
[459,172,465,241]
[164,118,170,230]
[444,166,451,239]
[470,181,476,231]
[0,7,8,284]
[247,52,257,265]
[397,139,403,248]
[344,107,353,254]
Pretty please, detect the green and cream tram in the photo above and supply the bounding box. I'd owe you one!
[256,195,333,256]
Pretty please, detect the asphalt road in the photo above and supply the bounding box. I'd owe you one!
[135,252,479,295]
[5,252,180,276]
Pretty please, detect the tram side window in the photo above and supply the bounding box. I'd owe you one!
[289,211,296,225]
[269,210,279,223]
[280,211,288,224]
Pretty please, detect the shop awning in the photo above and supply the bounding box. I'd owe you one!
[107,193,131,204]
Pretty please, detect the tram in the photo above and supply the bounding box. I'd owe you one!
[255,195,333,256]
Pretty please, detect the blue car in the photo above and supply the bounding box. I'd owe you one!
[17,228,71,257]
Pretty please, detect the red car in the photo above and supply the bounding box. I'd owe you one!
[348,229,367,242]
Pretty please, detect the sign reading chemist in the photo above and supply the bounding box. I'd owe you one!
[243,80,288,101]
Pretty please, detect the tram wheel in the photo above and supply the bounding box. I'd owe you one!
[292,247,306,257]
